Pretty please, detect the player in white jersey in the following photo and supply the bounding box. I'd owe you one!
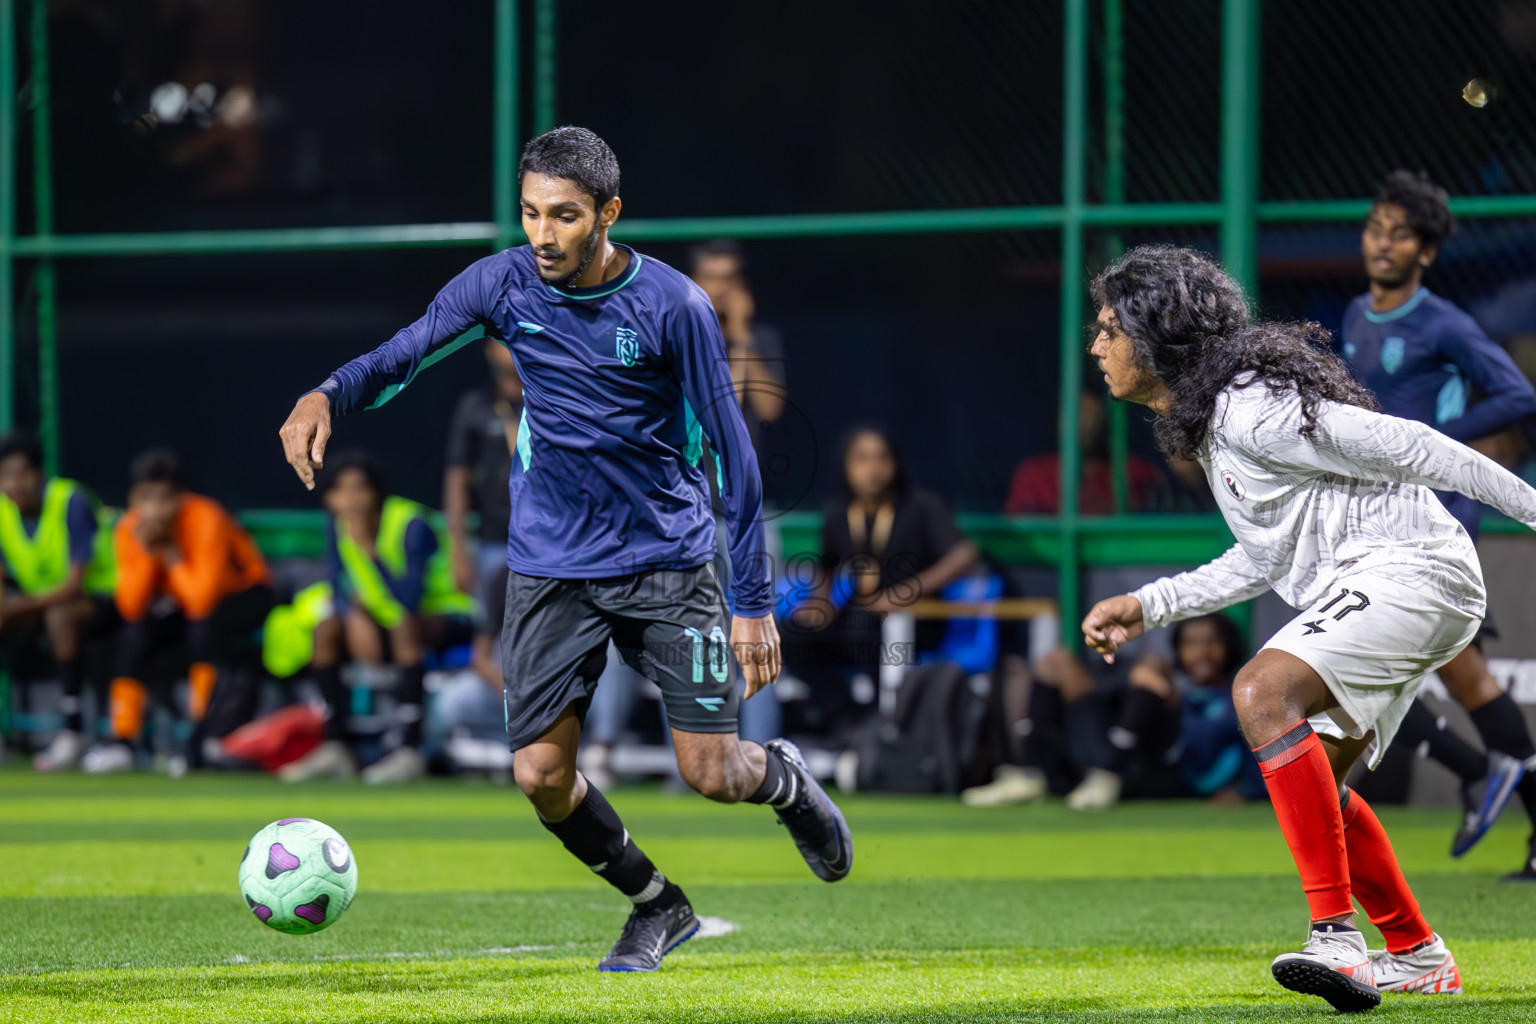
[1079,246,1536,1012]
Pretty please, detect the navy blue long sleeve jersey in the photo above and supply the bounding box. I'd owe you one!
[1340,286,1536,539]
[310,244,772,617]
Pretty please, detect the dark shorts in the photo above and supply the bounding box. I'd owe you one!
[500,561,739,750]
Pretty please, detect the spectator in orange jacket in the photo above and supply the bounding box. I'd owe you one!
[89,450,273,774]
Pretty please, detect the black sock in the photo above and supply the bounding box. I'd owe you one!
[1110,686,1165,772]
[1469,693,1536,827]
[1395,700,1486,785]
[58,657,84,734]
[1019,681,1063,769]
[541,781,672,905]
[745,745,791,806]
[315,665,350,742]
[397,664,425,748]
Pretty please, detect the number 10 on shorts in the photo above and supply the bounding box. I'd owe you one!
[683,626,730,684]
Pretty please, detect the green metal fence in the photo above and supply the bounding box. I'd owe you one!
[3,0,1535,645]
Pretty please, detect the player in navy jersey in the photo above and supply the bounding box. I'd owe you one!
[279,127,851,969]
[1341,170,1536,879]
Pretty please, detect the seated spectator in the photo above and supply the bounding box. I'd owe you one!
[0,434,119,771]
[281,453,472,784]
[91,450,273,774]
[1005,386,1164,514]
[787,428,977,700]
[962,613,1262,810]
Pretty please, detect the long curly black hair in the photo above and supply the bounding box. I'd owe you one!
[1090,245,1376,460]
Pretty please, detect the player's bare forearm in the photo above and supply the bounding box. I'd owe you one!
[731,613,782,699]
[278,392,333,491]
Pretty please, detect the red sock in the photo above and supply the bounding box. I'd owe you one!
[1253,720,1353,921]
[1341,787,1431,953]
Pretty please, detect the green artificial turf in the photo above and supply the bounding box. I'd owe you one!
[2,770,1533,1022]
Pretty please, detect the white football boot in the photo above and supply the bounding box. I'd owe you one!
[1066,767,1122,812]
[33,729,84,772]
[1369,934,1463,995]
[1271,921,1381,1012]
[277,740,357,782]
[961,766,1048,807]
[362,746,425,785]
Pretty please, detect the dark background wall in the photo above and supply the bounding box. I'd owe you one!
[28,0,1536,511]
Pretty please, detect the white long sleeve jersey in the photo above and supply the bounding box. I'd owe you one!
[1133,381,1536,630]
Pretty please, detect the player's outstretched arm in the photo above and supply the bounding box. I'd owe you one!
[279,392,332,490]
[277,256,502,489]
[1263,399,1536,530]
[1130,543,1271,636]
[669,286,779,688]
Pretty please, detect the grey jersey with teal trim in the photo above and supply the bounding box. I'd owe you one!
[309,245,773,617]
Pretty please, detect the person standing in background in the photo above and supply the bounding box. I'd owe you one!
[689,240,788,496]
[443,340,524,690]
[1340,170,1536,877]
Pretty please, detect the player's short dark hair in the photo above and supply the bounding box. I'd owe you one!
[0,432,43,469]
[518,126,620,212]
[1170,613,1245,679]
[128,448,185,489]
[318,451,390,503]
[688,239,747,275]
[1374,169,1455,248]
[1092,245,1376,461]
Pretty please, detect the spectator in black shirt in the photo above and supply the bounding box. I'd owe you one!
[443,340,523,687]
[789,429,978,693]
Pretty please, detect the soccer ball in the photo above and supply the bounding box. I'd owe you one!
[238,818,358,934]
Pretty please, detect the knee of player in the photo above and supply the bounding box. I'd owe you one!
[512,753,577,801]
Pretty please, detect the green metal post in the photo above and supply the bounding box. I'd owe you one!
[30,0,55,472]
[533,0,556,134]
[1220,0,1261,293]
[1058,0,1088,646]
[0,0,13,436]
[494,0,519,249]
[1102,0,1129,514]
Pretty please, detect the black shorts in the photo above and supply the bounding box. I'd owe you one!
[500,561,739,750]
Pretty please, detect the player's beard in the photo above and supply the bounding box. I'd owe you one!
[553,224,603,290]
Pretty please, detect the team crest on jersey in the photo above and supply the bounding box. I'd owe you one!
[615,327,641,367]
[1219,468,1246,501]
[1381,336,1405,375]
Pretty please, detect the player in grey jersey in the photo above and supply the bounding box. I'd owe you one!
[1079,246,1536,1012]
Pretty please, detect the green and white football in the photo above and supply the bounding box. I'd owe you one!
[238,818,357,934]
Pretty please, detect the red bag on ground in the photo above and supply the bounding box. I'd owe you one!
[221,704,326,773]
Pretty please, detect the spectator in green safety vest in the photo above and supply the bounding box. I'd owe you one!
[280,451,472,785]
[0,434,119,772]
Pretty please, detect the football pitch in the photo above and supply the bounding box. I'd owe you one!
[2,770,1532,1023]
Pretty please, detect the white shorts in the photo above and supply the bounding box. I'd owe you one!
[1262,568,1481,769]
